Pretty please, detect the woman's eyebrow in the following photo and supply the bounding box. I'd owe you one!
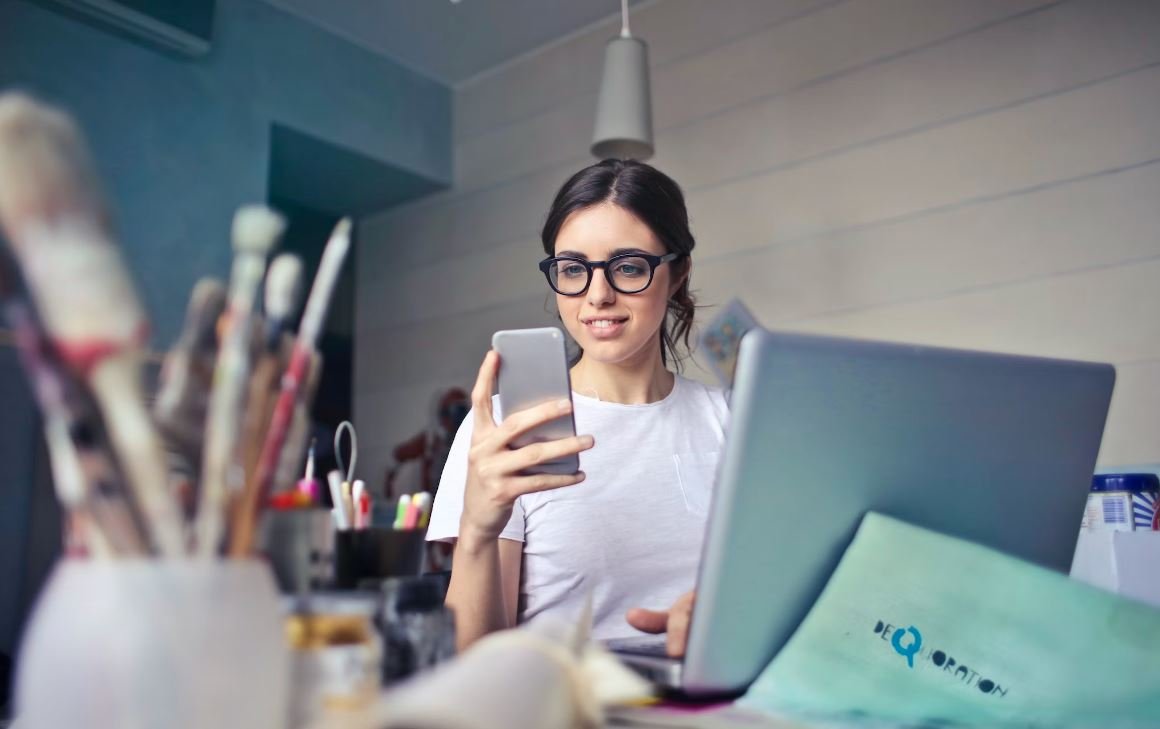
[610,247,651,257]
[554,247,654,259]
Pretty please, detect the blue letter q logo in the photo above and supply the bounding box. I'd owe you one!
[891,625,922,668]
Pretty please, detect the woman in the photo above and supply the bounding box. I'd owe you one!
[427,159,728,655]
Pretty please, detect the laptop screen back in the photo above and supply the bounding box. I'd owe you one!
[682,331,1114,695]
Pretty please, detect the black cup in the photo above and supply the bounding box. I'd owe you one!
[333,528,426,589]
[259,509,335,594]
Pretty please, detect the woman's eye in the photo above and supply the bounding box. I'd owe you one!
[560,263,587,277]
[614,261,646,277]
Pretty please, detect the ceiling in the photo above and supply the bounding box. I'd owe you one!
[262,0,644,86]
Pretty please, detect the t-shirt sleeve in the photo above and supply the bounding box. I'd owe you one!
[426,404,527,544]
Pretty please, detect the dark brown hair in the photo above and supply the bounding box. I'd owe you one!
[541,159,696,369]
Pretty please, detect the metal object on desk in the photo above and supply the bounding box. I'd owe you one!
[378,574,456,685]
[259,508,335,593]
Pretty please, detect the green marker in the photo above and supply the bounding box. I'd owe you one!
[393,493,411,530]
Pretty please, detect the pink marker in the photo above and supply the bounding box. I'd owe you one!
[296,438,318,501]
[352,479,371,530]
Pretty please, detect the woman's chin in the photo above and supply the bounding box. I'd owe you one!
[575,337,651,366]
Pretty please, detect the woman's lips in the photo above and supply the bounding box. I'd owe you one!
[583,317,627,339]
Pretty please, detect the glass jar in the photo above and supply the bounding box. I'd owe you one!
[1080,473,1160,532]
[284,592,381,728]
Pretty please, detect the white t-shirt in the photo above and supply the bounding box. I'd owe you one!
[427,374,729,640]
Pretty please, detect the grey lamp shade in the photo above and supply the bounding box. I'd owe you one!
[591,36,653,160]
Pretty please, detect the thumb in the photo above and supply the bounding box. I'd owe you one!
[626,607,669,634]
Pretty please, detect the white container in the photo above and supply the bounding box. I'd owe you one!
[1071,529,1160,609]
[15,559,290,729]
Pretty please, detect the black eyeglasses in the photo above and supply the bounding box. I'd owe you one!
[538,252,681,296]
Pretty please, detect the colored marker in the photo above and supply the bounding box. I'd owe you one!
[402,497,421,530]
[394,493,411,530]
[413,492,433,530]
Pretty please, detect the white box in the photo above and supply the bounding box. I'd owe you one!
[1070,529,1160,608]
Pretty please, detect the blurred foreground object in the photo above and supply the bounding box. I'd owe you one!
[332,605,651,729]
[0,91,183,555]
[17,560,289,729]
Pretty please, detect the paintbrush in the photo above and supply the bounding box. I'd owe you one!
[262,254,303,350]
[194,205,283,558]
[229,340,320,556]
[269,347,321,495]
[0,93,184,556]
[240,253,302,480]
[228,218,351,556]
[154,278,227,484]
[0,248,149,556]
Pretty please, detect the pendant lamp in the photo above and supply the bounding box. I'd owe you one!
[591,0,653,160]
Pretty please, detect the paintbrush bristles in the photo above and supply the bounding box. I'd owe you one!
[0,93,106,234]
[0,94,142,344]
[154,277,226,459]
[264,254,302,322]
[187,278,228,350]
[232,205,284,255]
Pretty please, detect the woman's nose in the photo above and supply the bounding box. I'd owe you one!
[586,266,616,305]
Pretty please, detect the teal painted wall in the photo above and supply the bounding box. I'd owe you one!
[0,0,451,345]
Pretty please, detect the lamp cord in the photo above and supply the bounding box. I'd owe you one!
[620,0,631,38]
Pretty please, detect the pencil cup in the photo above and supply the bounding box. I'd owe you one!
[333,528,426,589]
[15,559,290,729]
[260,508,336,593]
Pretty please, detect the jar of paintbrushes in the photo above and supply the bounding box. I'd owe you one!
[0,93,353,728]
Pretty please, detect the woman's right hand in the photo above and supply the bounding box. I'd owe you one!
[459,350,594,547]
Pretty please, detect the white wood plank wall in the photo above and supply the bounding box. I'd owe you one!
[354,0,1160,486]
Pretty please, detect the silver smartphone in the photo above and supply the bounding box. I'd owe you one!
[491,327,579,475]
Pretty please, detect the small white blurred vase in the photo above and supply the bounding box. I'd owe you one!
[16,559,289,729]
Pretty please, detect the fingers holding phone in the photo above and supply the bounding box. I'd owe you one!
[492,327,582,475]
[490,428,594,480]
[460,330,594,544]
[469,349,501,434]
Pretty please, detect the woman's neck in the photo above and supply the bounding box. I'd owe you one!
[570,348,675,405]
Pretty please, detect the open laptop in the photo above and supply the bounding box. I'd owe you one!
[612,329,1115,697]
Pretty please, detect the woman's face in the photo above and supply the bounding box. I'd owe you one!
[552,203,684,368]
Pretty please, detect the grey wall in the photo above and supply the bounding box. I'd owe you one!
[354,0,1160,487]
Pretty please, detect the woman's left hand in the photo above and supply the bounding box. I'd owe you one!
[625,591,696,657]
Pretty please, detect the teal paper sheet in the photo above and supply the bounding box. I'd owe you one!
[739,513,1160,729]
